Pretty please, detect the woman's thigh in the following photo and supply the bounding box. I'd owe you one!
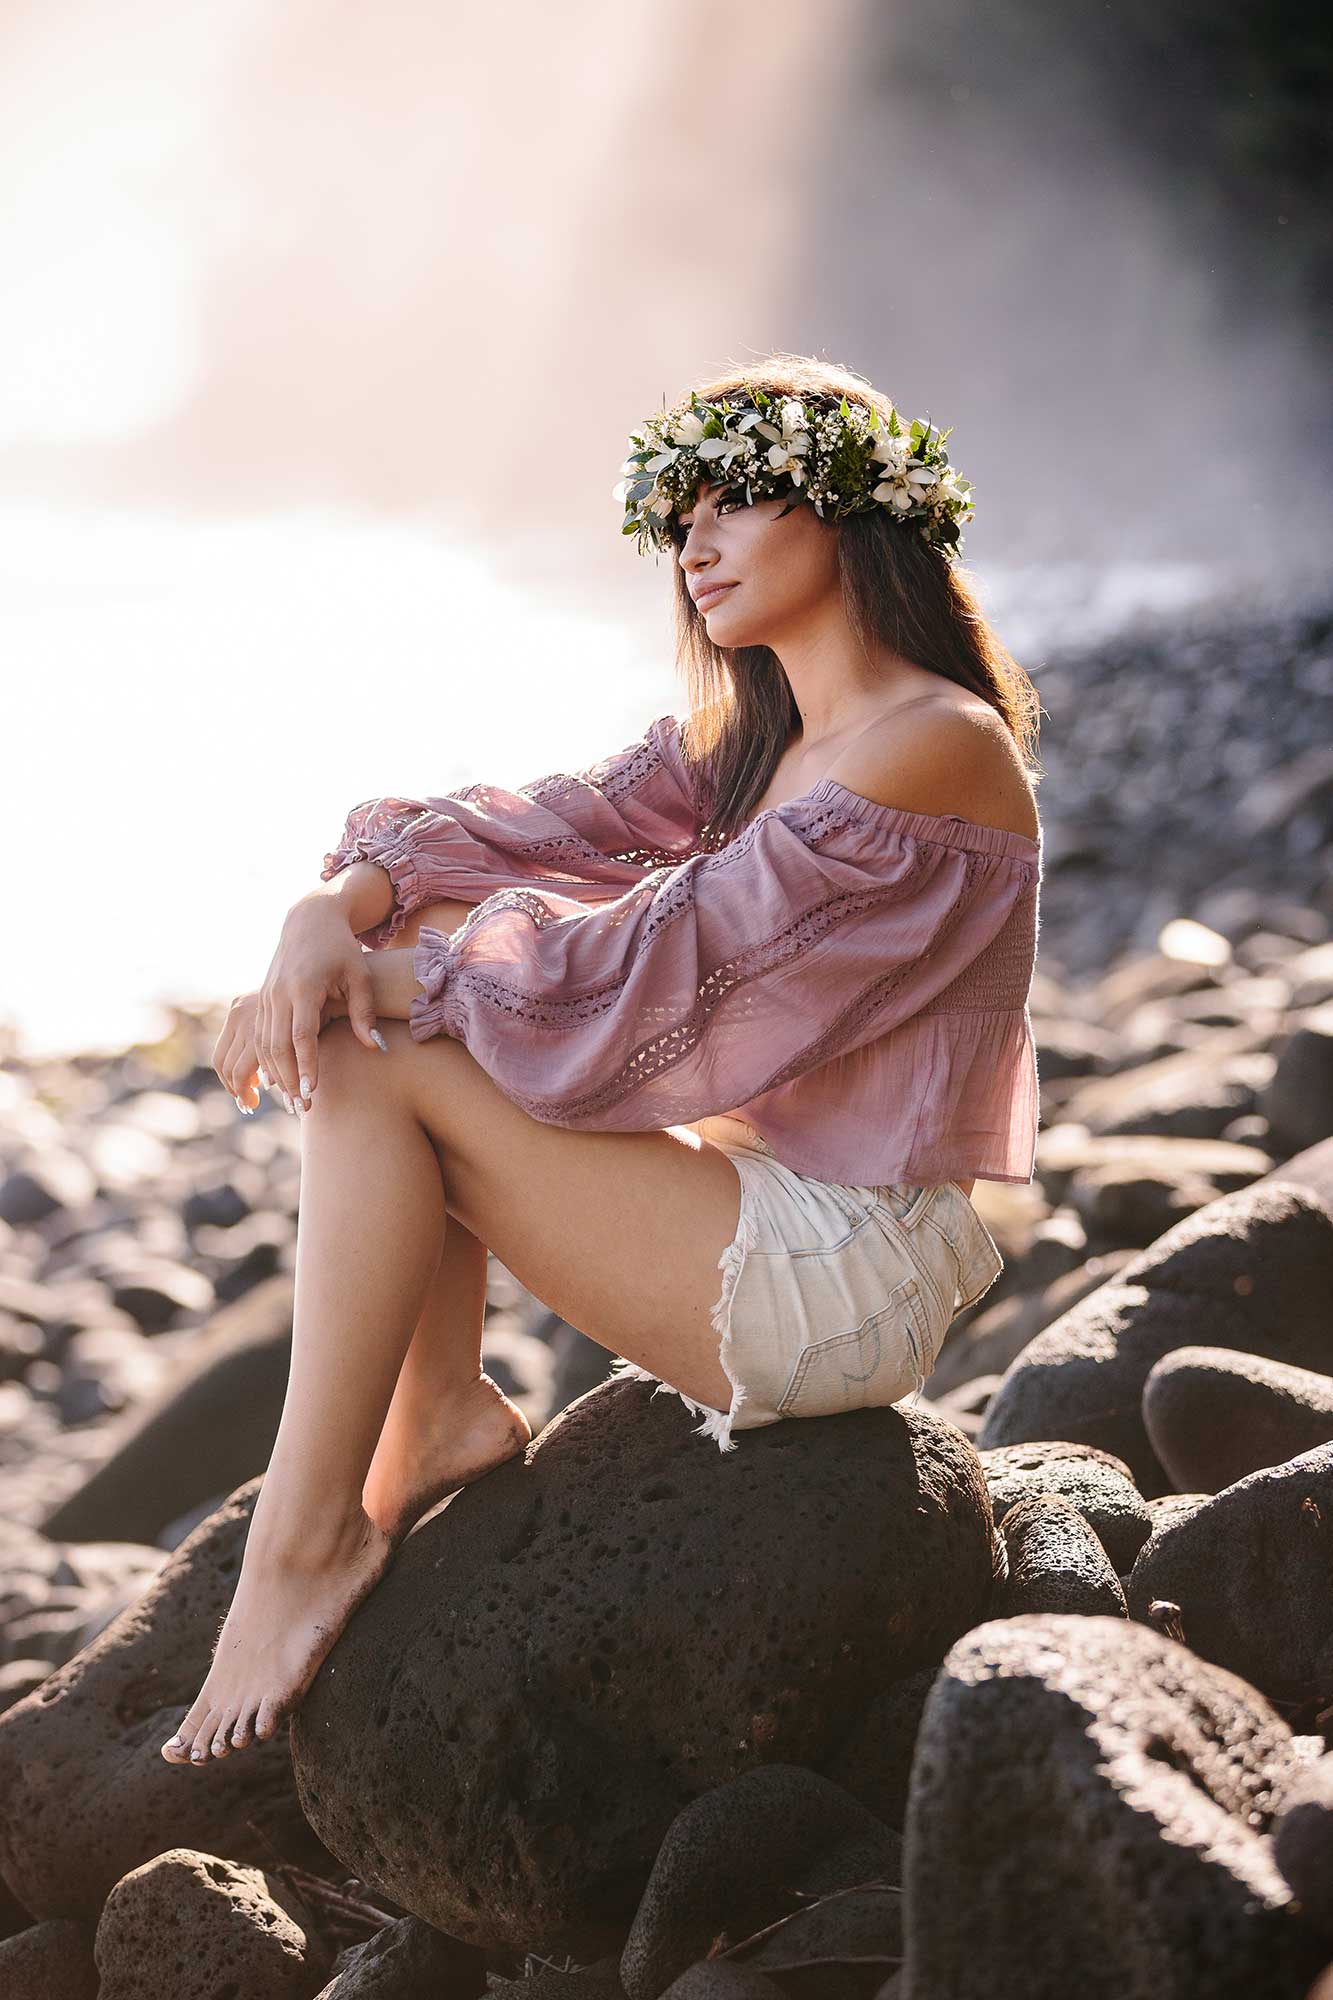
[327,1018,745,1413]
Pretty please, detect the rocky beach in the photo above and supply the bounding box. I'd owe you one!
[1,595,1333,1996]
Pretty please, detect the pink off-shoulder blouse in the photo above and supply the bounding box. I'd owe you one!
[320,713,1044,1186]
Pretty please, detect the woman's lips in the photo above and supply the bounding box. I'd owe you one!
[696,582,739,609]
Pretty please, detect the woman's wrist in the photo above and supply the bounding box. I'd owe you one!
[367,945,426,1021]
[297,861,396,937]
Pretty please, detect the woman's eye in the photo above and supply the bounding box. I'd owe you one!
[675,497,743,537]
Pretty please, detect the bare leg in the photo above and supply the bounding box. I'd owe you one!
[360,1212,531,1542]
[356,897,531,1539]
[162,1051,459,1766]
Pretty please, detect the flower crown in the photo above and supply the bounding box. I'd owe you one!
[613,387,975,560]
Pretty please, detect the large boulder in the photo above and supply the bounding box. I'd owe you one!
[902,1614,1327,1997]
[990,1492,1128,1618]
[979,1439,1151,1574]
[41,1275,293,1545]
[618,1764,898,2000]
[979,1177,1333,1494]
[292,1380,998,1958]
[1142,1345,1333,1492]
[0,1480,329,1919]
[0,1917,98,1998]
[1125,1442,1333,1712]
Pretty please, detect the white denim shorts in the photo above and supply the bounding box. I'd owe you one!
[610,1114,1005,1453]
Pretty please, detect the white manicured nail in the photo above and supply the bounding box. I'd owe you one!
[299,1075,311,1097]
[371,1029,388,1053]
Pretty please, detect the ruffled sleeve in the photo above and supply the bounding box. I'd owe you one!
[407,781,1041,1136]
[320,713,705,949]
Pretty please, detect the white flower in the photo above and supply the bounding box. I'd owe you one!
[767,439,809,481]
[671,411,706,446]
[870,429,910,474]
[697,430,755,468]
[873,478,917,513]
[643,448,679,474]
[755,400,811,480]
[646,489,675,518]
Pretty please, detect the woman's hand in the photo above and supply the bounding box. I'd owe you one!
[212,990,267,1114]
[253,901,386,1110]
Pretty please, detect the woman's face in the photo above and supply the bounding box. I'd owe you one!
[674,479,841,648]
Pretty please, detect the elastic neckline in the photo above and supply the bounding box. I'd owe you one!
[805,779,1042,861]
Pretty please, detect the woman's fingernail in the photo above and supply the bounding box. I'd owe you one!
[299,1075,311,1097]
[282,1093,293,1113]
[258,1069,272,1088]
[371,1029,389,1053]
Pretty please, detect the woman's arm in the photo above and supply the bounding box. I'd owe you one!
[292,859,396,938]
[345,895,480,1025]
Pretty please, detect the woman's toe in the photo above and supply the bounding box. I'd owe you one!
[210,1712,238,1758]
[160,1727,191,1764]
[253,1694,285,1742]
[189,1709,223,1761]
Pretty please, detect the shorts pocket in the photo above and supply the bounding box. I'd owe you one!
[776,1276,930,1419]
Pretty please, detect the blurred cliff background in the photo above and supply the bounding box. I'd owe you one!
[1,0,1329,1055]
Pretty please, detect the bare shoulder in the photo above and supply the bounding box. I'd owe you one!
[825,693,1040,843]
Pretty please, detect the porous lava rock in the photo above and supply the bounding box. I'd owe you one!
[0,1479,326,1918]
[0,1917,98,1998]
[94,1847,329,1999]
[1125,1443,1333,1713]
[619,1763,897,2000]
[1144,1491,1210,1536]
[980,1178,1333,1494]
[1143,1344,1333,1492]
[1272,1752,1333,1940]
[292,1382,997,1957]
[902,1614,1327,1997]
[991,1492,1128,1618]
[312,1914,485,1997]
[979,1439,1151,1572]
[822,1664,939,1828]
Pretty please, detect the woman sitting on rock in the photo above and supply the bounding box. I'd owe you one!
[162,353,1045,1766]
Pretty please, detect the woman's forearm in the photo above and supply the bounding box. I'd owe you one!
[363,895,480,1021]
[296,860,396,936]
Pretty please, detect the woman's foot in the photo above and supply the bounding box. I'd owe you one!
[160,1503,394,1766]
[361,1371,532,1545]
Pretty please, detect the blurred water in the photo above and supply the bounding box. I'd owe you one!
[2,503,1273,1064]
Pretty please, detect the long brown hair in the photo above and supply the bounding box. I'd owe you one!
[659,353,1044,845]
